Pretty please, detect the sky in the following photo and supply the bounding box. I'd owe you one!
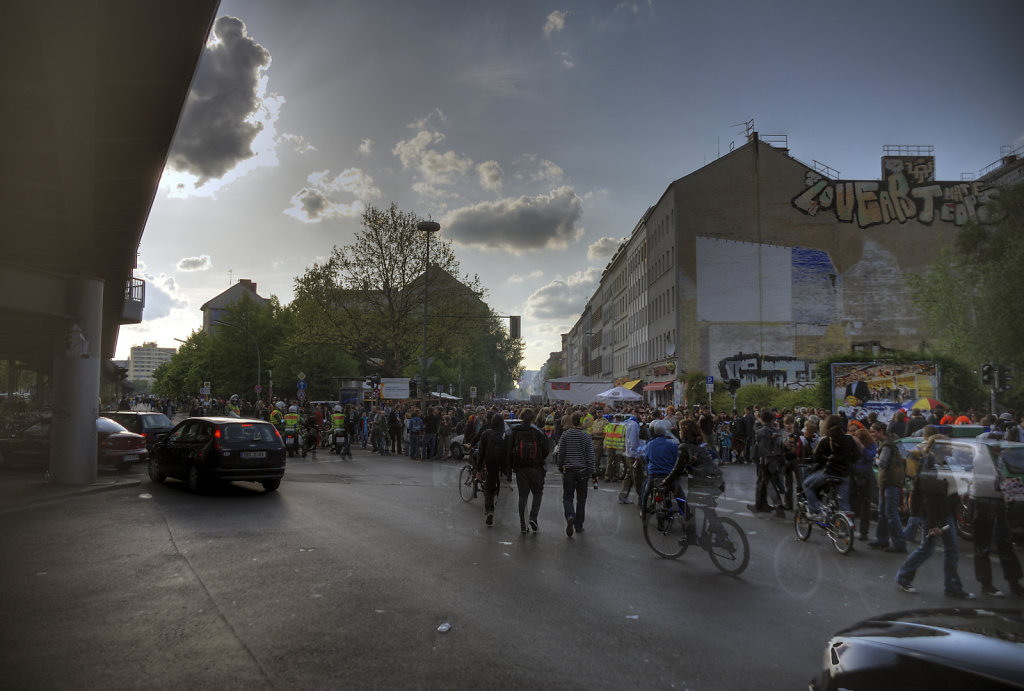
[116,0,1024,370]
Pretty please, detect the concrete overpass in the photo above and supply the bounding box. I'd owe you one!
[0,1,221,483]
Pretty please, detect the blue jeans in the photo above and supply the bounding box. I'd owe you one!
[802,470,851,513]
[408,433,420,459]
[896,514,965,593]
[422,432,436,459]
[562,469,590,527]
[874,485,907,550]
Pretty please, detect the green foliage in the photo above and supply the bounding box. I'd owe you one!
[909,183,1024,409]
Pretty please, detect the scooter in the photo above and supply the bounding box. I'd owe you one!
[283,429,300,457]
[330,428,347,455]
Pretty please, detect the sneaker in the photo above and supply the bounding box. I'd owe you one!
[566,517,574,537]
[619,497,633,505]
[945,590,976,600]
[520,522,528,534]
[981,584,1005,597]
[867,541,886,549]
[808,511,826,522]
[576,525,585,533]
[485,513,494,526]
[897,581,917,594]
[529,519,538,532]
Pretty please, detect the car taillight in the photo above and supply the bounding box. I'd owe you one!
[213,428,221,451]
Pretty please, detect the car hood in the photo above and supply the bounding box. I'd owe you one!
[825,608,1024,685]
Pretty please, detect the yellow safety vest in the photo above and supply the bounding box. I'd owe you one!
[284,412,300,430]
[270,409,284,427]
[582,413,594,434]
[604,422,625,451]
[544,414,555,438]
[331,413,346,429]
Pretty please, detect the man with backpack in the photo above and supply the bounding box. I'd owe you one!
[477,414,510,526]
[507,408,551,533]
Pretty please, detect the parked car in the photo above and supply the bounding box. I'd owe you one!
[0,416,148,471]
[449,419,522,460]
[809,607,1024,690]
[103,411,174,452]
[149,417,286,493]
[895,436,1024,540]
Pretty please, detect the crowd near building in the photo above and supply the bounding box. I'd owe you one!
[546,131,1024,407]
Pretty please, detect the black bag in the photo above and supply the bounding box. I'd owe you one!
[510,428,541,467]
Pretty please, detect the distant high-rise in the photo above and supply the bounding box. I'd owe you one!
[128,342,175,382]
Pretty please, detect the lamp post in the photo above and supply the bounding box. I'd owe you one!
[214,320,261,399]
[417,220,440,412]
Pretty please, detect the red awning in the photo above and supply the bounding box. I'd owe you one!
[643,380,673,392]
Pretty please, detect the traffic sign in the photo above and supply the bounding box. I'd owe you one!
[254,384,262,394]
[706,376,714,393]
[297,380,308,391]
[297,372,306,381]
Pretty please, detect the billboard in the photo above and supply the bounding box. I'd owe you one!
[380,377,411,400]
[831,361,939,422]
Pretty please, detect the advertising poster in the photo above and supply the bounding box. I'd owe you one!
[831,362,939,422]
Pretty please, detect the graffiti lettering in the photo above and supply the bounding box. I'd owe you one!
[793,172,993,228]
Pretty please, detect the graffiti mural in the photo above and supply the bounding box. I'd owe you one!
[717,352,817,389]
[792,166,999,228]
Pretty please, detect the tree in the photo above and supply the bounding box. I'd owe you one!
[292,203,522,398]
[908,183,1024,408]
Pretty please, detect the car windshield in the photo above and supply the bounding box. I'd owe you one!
[140,414,172,429]
[222,423,277,443]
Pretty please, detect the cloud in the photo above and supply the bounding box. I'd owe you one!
[477,161,503,190]
[544,10,568,38]
[508,270,544,285]
[177,255,212,272]
[524,267,602,322]
[358,138,374,155]
[285,168,381,222]
[514,154,565,183]
[141,273,189,320]
[558,51,577,69]
[587,237,621,259]
[166,16,273,185]
[279,133,315,154]
[393,128,474,186]
[442,186,585,253]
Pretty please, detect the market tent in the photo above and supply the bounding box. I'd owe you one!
[545,376,613,405]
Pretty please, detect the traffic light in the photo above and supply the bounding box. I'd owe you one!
[981,363,994,386]
[725,378,741,395]
[409,379,418,399]
[509,315,521,339]
[999,365,1013,392]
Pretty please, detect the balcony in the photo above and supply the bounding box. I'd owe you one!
[120,277,145,324]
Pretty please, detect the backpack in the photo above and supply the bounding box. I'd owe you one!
[483,429,507,464]
[510,428,541,466]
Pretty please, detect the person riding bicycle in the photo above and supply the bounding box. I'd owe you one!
[802,414,856,521]
[476,413,510,526]
[661,419,725,505]
[641,418,680,519]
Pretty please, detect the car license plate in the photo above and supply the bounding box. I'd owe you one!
[241,451,266,459]
[123,454,140,461]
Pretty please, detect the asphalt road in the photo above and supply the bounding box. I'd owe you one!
[1,445,1017,690]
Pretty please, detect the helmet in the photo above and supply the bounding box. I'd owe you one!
[276,401,286,411]
[334,405,342,413]
[649,419,673,438]
[289,405,299,413]
[230,394,239,402]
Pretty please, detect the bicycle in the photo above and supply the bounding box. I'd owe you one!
[793,469,855,555]
[458,448,513,503]
[642,485,750,575]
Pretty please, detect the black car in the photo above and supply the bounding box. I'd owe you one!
[103,411,174,452]
[149,417,286,493]
[810,608,1024,690]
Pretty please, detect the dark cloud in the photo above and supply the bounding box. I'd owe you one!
[587,236,621,259]
[442,186,584,254]
[177,255,211,272]
[298,189,329,219]
[167,16,271,184]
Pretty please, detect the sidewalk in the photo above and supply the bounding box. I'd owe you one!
[0,466,142,514]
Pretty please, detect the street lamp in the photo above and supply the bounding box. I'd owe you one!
[214,320,261,399]
[417,220,440,412]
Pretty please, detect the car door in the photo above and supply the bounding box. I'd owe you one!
[14,419,51,463]
[162,420,198,477]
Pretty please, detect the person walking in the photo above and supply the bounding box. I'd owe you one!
[868,423,909,553]
[617,411,643,504]
[477,414,510,526]
[508,408,551,533]
[557,411,597,536]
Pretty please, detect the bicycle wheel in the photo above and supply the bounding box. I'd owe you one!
[458,464,475,502]
[830,513,854,555]
[643,506,688,559]
[706,516,750,576]
[794,502,812,541]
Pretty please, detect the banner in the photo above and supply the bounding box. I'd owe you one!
[831,362,939,422]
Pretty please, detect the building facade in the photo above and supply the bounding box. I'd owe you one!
[200,279,269,334]
[563,135,1023,402]
[127,342,175,382]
